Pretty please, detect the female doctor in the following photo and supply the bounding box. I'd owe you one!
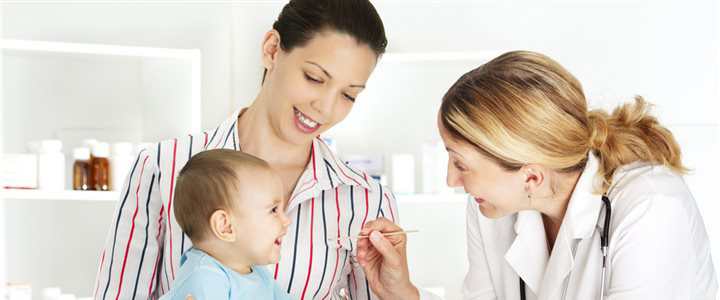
[356,50,718,300]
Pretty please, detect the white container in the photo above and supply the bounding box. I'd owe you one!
[58,294,75,300]
[422,141,455,194]
[391,154,415,194]
[111,142,134,191]
[37,140,65,190]
[26,141,41,154]
[6,284,31,300]
[2,154,38,189]
[41,287,61,300]
[81,139,98,149]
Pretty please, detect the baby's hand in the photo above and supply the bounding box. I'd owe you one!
[185,296,194,300]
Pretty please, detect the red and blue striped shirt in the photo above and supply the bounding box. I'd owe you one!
[93,109,399,300]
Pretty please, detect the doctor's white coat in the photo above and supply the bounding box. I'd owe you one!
[422,153,717,300]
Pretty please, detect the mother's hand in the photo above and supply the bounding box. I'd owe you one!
[356,217,419,300]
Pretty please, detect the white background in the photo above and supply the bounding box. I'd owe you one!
[2,1,718,299]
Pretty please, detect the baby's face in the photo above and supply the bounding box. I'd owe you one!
[231,170,291,265]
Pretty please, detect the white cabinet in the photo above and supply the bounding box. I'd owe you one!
[1,39,200,299]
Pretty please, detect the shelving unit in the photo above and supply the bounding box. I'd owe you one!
[0,189,465,204]
[1,39,201,298]
[1,190,119,202]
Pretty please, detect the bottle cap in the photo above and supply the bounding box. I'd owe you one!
[92,142,110,158]
[82,139,98,148]
[39,139,62,154]
[27,141,41,153]
[42,287,62,298]
[73,147,91,160]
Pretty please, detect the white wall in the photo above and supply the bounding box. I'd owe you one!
[2,2,234,130]
[2,3,235,298]
[2,1,718,300]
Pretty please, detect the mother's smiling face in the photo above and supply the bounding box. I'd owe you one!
[260,30,378,147]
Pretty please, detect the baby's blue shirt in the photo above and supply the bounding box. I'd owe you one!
[159,248,294,300]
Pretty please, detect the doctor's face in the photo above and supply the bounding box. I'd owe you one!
[439,122,529,219]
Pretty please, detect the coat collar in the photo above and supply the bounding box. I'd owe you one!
[505,152,604,298]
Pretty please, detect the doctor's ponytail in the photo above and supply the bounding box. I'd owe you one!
[440,50,687,194]
[587,96,687,193]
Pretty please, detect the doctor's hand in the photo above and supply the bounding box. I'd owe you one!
[356,217,419,300]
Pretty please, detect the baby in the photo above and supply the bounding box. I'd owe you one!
[160,149,293,300]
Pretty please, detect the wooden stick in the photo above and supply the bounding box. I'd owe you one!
[327,229,419,242]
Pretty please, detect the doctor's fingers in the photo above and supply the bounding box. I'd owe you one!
[357,231,405,257]
[358,241,382,260]
[367,231,404,266]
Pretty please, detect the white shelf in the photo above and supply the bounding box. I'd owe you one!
[1,189,119,202]
[0,189,465,204]
[2,38,201,134]
[1,39,202,154]
[2,39,201,59]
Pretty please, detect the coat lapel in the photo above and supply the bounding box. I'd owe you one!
[539,152,605,299]
[505,210,549,295]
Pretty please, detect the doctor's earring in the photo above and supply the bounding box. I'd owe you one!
[524,171,533,198]
[525,184,532,203]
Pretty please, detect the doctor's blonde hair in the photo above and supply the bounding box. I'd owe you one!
[439,50,687,194]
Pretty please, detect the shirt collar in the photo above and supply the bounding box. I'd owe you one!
[305,137,374,192]
[204,108,242,151]
[207,109,374,202]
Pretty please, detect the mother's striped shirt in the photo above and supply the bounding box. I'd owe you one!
[93,109,399,300]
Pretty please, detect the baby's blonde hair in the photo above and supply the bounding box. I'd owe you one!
[439,50,687,194]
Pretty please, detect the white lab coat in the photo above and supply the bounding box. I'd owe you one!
[421,153,717,300]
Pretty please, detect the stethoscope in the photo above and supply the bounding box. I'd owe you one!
[519,193,612,300]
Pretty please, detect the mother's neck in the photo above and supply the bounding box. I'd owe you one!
[236,93,312,167]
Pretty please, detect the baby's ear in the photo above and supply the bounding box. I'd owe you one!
[209,209,236,242]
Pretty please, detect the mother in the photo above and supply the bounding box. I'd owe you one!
[94,1,398,299]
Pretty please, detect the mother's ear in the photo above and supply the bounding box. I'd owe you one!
[261,29,282,72]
